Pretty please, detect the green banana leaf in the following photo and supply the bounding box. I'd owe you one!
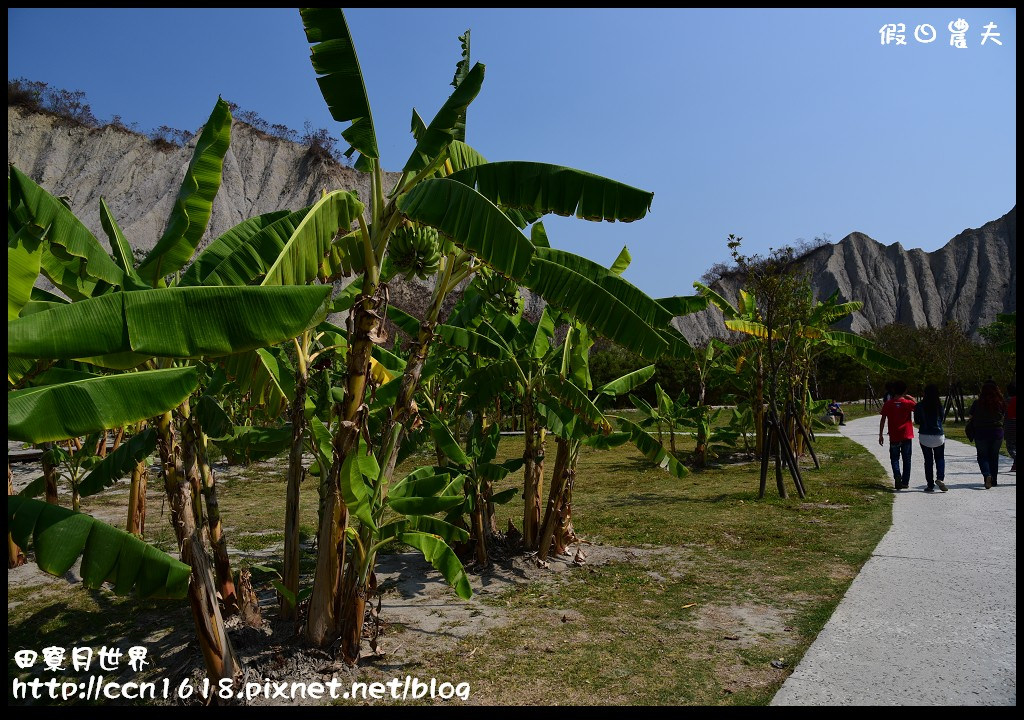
[18,476,46,499]
[219,347,292,419]
[490,487,519,504]
[607,245,631,275]
[410,108,428,142]
[596,364,656,398]
[8,496,189,599]
[213,425,292,464]
[8,222,45,320]
[535,246,673,328]
[401,63,485,175]
[614,416,689,479]
[522,257,666,358]
[399,531,472,600]
[179,210,291,286]
[582,431,632,449]
[388,494,466,516]
[656,295,710,317]
[301,7,379,161]
[194,206,332,287]
[99,198,144,286]
[136,98,233,285]
[450,30,471,143]
[378,515,469,545]
[448,162,653,223]
[446,140,488,174]
[428,414,470,467]
[386,305,422,337]
[390,468,452,500]
[194,395,234,440]
[827,340,907,372]
[436,324,507,360]
[405,515,470,544]
[339,449,376,531]
[724,318,772,339]
[8,367,199,444]
[9,285,332,360]
[261,191,364,286]
[543,374,611,434]
[9,166,125,292]
[693,281,740,320]
[77,428,158,498]
[397,178,535,280]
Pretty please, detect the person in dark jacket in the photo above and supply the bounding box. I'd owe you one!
[914,384,947,492]
[968,380,1006,489]
[1005,382,1016,474]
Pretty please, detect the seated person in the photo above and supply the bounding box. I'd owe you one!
[827,401,846,426]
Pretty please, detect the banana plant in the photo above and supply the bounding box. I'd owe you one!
[629,383,689,456]
[297,9,672,661]
[429,413,523,565]
[337,439,473,649]
[9,265,332,691]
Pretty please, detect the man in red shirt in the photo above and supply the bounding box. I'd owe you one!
[879,380,917,490]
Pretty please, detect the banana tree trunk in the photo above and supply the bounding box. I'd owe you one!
[552,461,578,556]
[350,312,441,660]
[521,393,542,551]
[338,565,368,665]
[126,459,147,536]
[472,489,488,565]
[9,463,26,568]
[483,475,499,534]
[537,436,571,562]
[283,348,308,620]
[754,354,765,456]
[307,286,382,648]
[156,411,241,691]
[42,442,58,505]
[192,420,239,618]
[179,401,204,529]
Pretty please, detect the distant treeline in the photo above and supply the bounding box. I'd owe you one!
[8,77,346,164]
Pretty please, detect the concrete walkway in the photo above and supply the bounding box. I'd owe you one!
[772,414,1016,705]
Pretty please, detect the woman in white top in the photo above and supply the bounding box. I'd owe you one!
[914,384,946,492]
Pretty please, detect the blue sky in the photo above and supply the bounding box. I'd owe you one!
[7,8,1017,299]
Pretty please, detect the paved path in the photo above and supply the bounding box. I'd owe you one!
[772,415,1016,706]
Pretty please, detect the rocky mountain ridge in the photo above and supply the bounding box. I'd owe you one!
[674,208,1016,343]
[8,106,1015,343]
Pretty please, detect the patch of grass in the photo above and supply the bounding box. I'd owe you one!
[402,435,892,704]
[11,432,892,705]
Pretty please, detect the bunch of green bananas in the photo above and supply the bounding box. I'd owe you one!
[476,267,520,315]
[389,224,442,280]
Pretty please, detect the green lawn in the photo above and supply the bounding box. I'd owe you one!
[10,433,893,706]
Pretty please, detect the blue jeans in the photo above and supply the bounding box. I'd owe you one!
[976,437,1003,483]
[889,439,913,486]
[920,443,944,485]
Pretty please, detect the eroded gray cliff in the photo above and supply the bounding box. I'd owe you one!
[674,208,1016,343]
[9,106,1015,343]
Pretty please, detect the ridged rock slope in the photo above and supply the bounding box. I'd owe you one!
[674,207,1016,343]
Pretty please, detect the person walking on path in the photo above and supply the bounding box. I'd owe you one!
[968,380,1006,489]
[915,384,947,492]
[879,381,916,490]
[771,414,1016,706]
[1005,382,1016,473]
